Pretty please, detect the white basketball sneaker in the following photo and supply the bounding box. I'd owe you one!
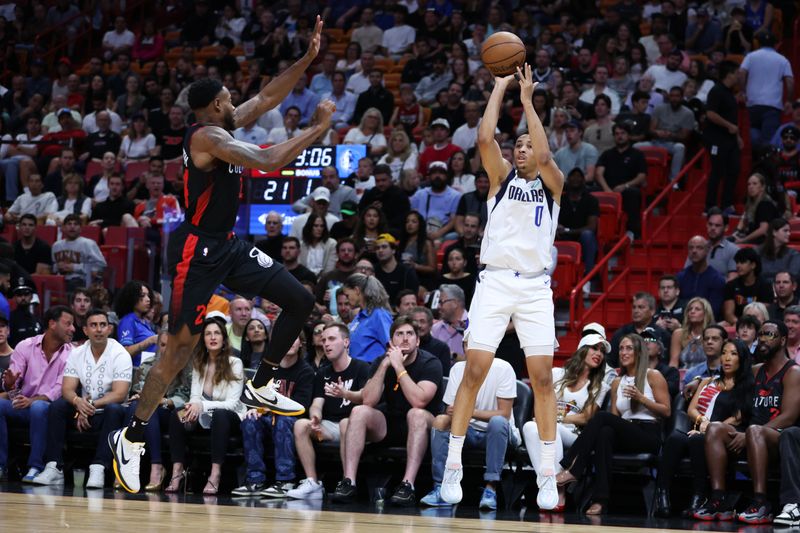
[108,428,145,493]
[240,379,305,416]
[536,473,559,510]
[440,465,464,504]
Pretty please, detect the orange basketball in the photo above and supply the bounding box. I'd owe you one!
[480,32,526,77]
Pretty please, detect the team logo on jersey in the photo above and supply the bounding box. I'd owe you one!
[249,247,273,269]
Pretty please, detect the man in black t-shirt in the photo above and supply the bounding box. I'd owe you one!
[722,247,774,325]
[332,317,443,506]
[557,168,599,274]
[83,111,122,161]
[704,61,742,211]
[455,171,489,233]
[13,214,53,275]
[282,323,370,499]
[155,106,188,162]
[374,234,419,304]
[89,175,136,228]
[596,123,648,237]
[281,237,318,285]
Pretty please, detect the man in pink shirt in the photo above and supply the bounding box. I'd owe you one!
[0,305,75,482]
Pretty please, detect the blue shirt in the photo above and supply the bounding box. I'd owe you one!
[348,308,393,363]
[677,265,726,319]
[410,186,463,227]
[118,312,156,367]
[279,88,321,126]
[0,294,9,323]
[309,73,333,97]
[683,361,720,386]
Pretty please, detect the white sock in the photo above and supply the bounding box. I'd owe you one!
[540,440,557,476]
[446,434,465,468]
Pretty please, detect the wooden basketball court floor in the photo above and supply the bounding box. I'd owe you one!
[0,486,771,533]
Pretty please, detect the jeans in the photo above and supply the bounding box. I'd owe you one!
[635,141,686,180]
[779,427,800,506]
[430,415,517,483]
[0,156,23,202]
[45,398,126,469]
[241,414,297,483]
[621,188,642,237]
[748,105,782,150]
[125,402,171,464]
[579,230,598,274]
[0,399,50,470]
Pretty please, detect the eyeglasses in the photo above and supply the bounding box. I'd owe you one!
[440,298,455,305]
[357,266,374,273]
[758,330,780,339]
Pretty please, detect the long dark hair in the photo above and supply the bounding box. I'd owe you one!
[761,217,789,260]
[240,318,269,370]
[400,210,427,260]
[301,213,329,246]
[558,345,607,409]
[113,280,152,318]
[353,206,388,244]
[192,317,237,385]
[719,339,754,424]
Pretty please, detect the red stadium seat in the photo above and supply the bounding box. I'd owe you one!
[591,192,626,249]
[31,274,68,307]
[124,161,151,186]
[100,245,128,289]
[638,145,670,198]
[80,225,101,243]
[553,241,582,300]
[0,224,16,243]
[35,226,57,246]
[105,226,147,247]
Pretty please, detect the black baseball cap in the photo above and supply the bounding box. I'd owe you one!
[340,201,358,217]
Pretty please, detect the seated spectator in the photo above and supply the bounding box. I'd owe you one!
[695,321,800,523]
[686,208,738,280]
[523,333,610,511]
[411,161,462,244]
[684,325,727,387]
[85,152,117,203]
[342,273,393,363]
[448,150,475,194]
[352,70,394,125]
[389,85,424,141]
[69,288,91,344]
[557,334,671,515]
[439,248,477,308]
[132,19,165,63]
[344,107,388,158]
[609,292,671,367]
[655,338,752,518]
[309,53,337,97]
[641,327,680,398]
[265,106,301,144]
[758,219,800,284]
[115,281,158,367]
[119,114,157,163]
[0,315,11,372]
[731,173,778,245]
[164,318,246,495]
[238,318,269,371]
[655,275,687,332]
[0,267,9,323]
[380,5,415,59]
[722,248,774,326]
[290,187,340,239]
[608,55,636,103]
[417,120,462,175]
[635,86,695,180]
[82,96,124,136]
[352,205,386,255]
[44,148,79,197]
[399,211,437,290]
[743,301,770,325]
[254,211,285,261]
[424,357,520,509]
[374,233,420,305]
[359,164,411,232]
[580,65,622,115]
[557,168,599,276]
[454,171,489,234]
[347,156,376,201]
[102,16,135,61]
[233,119,268,146]
[677,236,727,318]
[280,77,320,128]
[331,317,443,505]
[554,122,599,186]
[323,71,356,130]
[737,314,762,354]
[280,237,317,285]
[315,238,358,312]
[89,174,137,228]
[769,273,799,321]
[40,111,86,159]
[584,95,616,154]
[432,284,469,360]
[0,306,74,482]
[180,0,216,47]
[9,278,44,348]
[293,167,358,219]
[350,7,383,54]
[114,76,146,122]
[378,130,419,182]
[283,324,369,499]
[236,334,313,497]
[31,309,130,488]
[48,173,92,226]
[1,115,41,202]
[345,52,376,97]
[401,37,435,85]
[224,297,253,355]
[13,214,53,275]
[770,99,800,147]
[299,214,337,276]
[595,123,648,237]
[154,106,187,162]
[446,213,482,276]
[414,54,453,107]
[52,215,107,291]
[616,91,652,144]
[670,297,715,369]
[133,174,181,230]
[685,7,723,55]
[644,50,688,93]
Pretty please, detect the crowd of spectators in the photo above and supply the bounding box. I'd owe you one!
[0,0,798,525]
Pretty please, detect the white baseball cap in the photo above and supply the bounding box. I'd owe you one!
[312,186,331,202]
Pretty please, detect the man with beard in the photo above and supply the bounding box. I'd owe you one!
[109,19,332,493]
[315,238,358,312]
[455,172,489,233]
[411,161,462,243]
[637,86,696,180]
[695,321,800,523]
[775,125,800,187]
[557,168,599,276]
[643,50,688,94]
[431,83,466,132]
[374,234,419,304]
[410,306,451,376]
[155,106,187,162]
[417,119,462,174]
[358,164,410,231]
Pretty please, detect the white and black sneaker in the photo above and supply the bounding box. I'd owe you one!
[261,481,296,498]
[232,481,266,497]
[240,379,305,416]
[774,503,800,527]
[108,428,145,493]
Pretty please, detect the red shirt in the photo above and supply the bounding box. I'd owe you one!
[418,143,461,174]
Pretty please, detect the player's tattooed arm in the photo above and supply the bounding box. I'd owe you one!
[134,372,169,420]
[232,16,323,129]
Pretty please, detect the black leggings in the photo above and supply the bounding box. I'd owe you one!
[561,411,661,503]
[168,408,241,465]
[656,429,708,494]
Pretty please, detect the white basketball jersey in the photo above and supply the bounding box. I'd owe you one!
[480,169,559,274]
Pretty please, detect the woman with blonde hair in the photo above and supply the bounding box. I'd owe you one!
[732,173,778,245]
[742,301,769,325]
[548,108,570,152]
[378,129,418,182]
[670,297,715,369]
[344,107,388,157]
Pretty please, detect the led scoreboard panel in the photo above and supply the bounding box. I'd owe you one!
[246,144,367,236]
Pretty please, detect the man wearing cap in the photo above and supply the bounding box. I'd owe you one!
[290,186,341,239]
[411,161,462,242]
[418,118,462,174]
[9,277,44,348]
[415,54,453,107]
[554,121,599,184]
[358,164,411,231]
[374,233,419,304]
[292,166,358,219]
[330,201,359,240]
[770,100,800,147]
[641,326,680,398]
[685,8,722,55]
[776,125,800,185]
[255,211,285,262]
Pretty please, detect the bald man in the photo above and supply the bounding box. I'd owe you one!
[676,235,727,318]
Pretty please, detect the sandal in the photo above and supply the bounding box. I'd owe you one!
[556,470,577,487]
[164,471,186,493]
[586,502,606,515]
[203,478,219,495]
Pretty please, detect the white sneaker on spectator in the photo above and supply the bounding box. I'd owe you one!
[286,478,324,499]
[536,474,559,510]
[86,465,105,489]
[22,467,41,483]
[32,462,64,486]
[440,465,463,504]
[261,481,296,498]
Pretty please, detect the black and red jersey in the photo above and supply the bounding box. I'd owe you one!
[751,359,796,426]
[182,123,244,234]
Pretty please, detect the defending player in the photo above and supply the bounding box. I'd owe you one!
[440,63,564,510]
[109,18,334,493]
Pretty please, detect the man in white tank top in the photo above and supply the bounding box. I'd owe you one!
[440,64,564,510]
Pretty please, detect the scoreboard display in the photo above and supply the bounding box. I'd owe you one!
[246,144,367,236]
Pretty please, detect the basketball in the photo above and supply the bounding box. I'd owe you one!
[480,32,526,77]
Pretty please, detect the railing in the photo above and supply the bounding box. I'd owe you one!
[567,234,633,331]
[795,19,800,98]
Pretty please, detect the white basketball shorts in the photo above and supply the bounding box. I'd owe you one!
[465,268,556,357]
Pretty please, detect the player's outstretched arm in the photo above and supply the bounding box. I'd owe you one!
[233,16,324,129]
[477,74,514,191]
[204,100,336,173]
[517,64,564,201]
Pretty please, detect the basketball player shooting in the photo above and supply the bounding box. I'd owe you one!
[440,63,564,510]
[109,17,335,493]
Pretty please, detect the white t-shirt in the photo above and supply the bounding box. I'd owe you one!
[53,197,92,222]
[7,192,58,218]
[102,29,135,50]
[91,176,110,203]
[452,122,479,152]
[343,128,387,151]
[382,25,416,55]
[265,127,300,144]
[444,359,519,439]
[63,338,132,401]
[345,72,370,96]
[643,65,689,93]
[256,108,284,134]
[83,110,124,134]
[552,367,610,433]
[378,151,418,182]
[120,134,156,159]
